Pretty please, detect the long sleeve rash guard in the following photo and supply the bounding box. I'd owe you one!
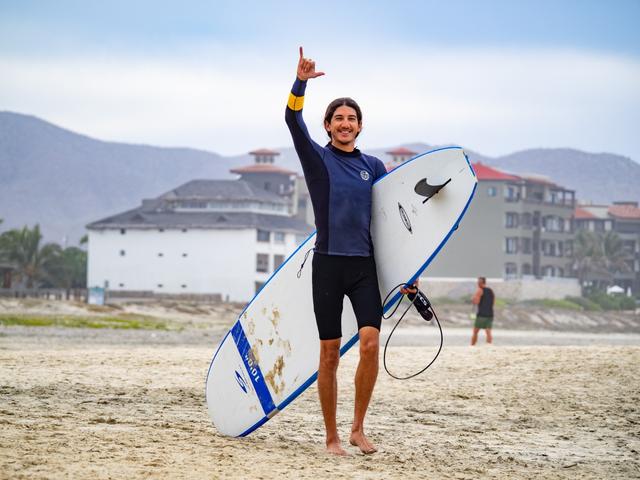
[285,78,387,257]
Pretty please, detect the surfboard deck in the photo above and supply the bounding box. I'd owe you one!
[205,146,477,437]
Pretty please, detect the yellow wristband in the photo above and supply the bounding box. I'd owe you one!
[287,93,304,111]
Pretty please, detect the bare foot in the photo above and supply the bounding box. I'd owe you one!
[349,431,377,454]
[326,439,348,456]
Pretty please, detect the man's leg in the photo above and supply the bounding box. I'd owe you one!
[318,338,346,455]
[485,328,493,344]
[471,327,480,345]
[350,326,379,454]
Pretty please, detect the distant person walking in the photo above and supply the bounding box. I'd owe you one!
[471,277,494,345]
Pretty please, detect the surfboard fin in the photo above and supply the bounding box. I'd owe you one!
[414,178,451,204]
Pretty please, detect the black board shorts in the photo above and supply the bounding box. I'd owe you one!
[312,252,383,341]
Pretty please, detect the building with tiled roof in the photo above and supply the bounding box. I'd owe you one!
[381,151,578,284]
[87,154,313,302]
[425,160,577,282]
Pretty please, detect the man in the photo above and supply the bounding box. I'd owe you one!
[471,277,494,345]
[285,47,387,455]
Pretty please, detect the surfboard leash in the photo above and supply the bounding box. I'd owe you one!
[296,248,314,278]
[382,284,444,380]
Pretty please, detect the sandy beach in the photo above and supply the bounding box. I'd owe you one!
[1,316,639,479]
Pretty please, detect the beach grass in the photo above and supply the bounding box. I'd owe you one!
[0,314,176,330]
[522,298,584,310]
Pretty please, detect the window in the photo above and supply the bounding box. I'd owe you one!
[565,240,574,257]
[255,281,265,294]
[181,284,187,289]
[157,284,163,288]
[256,254,269,273]
[522,264,532,275]
[521,213,532,228]
[158,252,164,257]
[543,216,562,232]
[120,250,126,256]
[487,187,497,197]
[505,263,517,278]
[504,185,519,202]
[274,254,285,270]
[505,212,519,228]
[274,232,286,244]
[119,283,125,287]
[257,230,270,242]
[505,237,518,254]
[521,238,532,254]
[182,253,188,257]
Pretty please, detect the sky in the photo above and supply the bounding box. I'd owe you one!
[1,0,639,161]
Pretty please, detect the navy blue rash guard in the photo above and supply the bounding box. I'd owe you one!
[285,78,387,256]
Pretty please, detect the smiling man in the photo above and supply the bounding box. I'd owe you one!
[285,47,387,455]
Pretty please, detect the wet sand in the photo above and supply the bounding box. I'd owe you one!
[1,329,638,479]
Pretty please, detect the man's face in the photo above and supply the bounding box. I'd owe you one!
[325,105,362,148]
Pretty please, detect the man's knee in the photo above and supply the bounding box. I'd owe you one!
[319,341,340,371]
[359,327,379,359]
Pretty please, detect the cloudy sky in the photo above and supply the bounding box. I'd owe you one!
[1,0,639,162]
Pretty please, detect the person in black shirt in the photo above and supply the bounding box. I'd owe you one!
[471,277,494,345]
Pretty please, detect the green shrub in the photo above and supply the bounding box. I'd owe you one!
[523,298,583,310]
[566,296,602,311]
[581,292,637,311]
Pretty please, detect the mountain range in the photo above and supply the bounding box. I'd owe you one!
[1,111,638,244]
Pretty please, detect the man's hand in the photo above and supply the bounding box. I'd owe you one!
[400,279,419,296]
[297,46,325,81]
[471,287,482,305]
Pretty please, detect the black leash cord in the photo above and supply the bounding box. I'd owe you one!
[296,248,313,278]
[381,284,444,380]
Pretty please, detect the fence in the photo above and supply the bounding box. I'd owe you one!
[0,288,222,303]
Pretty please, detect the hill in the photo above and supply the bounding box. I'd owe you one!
[1,111,638,242]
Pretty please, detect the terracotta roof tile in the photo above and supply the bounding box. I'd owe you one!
[472,162,520,181]
[386,147,418,156]
[608,204,640,219]
[574,207,598,219]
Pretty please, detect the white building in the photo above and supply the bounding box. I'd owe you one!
[87,179,312,302]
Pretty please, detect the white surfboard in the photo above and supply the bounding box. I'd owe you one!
[205,146,477,437]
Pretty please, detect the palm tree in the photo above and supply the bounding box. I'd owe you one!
[572,230,632,291]
[572,230,602,287]
[45,246,87,289]
[600,231,632,281]
[0,225,62,288]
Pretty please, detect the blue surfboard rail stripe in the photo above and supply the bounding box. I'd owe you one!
[230,321,277,417]
[207,146,477,437]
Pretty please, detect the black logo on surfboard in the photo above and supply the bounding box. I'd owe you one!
[414,178,451,204]
[398,202,412,234]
